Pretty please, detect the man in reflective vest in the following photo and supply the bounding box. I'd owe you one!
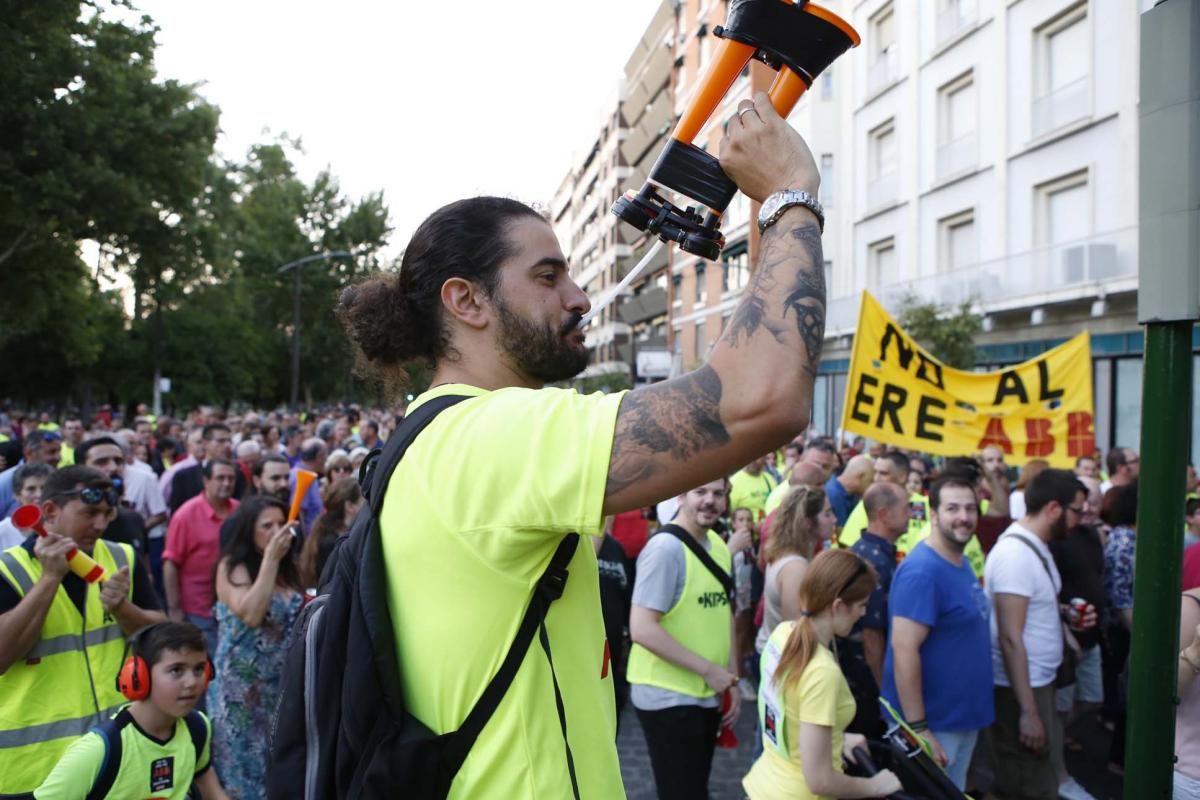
[0,466,165,794]
[628,478,744,800]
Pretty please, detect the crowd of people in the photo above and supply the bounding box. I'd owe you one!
[0,405,397,798]
[599,437,1200,800]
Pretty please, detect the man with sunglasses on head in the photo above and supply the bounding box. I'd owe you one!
[0,466,165,795]
[0,429,64,517]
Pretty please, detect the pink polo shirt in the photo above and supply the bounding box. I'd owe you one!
[163,493,237,617]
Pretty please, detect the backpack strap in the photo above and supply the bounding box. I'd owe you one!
[85,709,132,800]
[441,533,581,789]
[363,395,470,517]
[182,711,208,767]
[661,523,734,604]
[1007,532,1060,593]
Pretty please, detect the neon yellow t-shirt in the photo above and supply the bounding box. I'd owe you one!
[35,708,211,800]
[382,384,626,799]
[764,479,792,516]
[744,621,856,800]
[731,469,781,520]
[58,445,75,467]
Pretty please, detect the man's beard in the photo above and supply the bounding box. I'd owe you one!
[935,522,971,552]
[1051,512,1070,540]
[494,298,589,383]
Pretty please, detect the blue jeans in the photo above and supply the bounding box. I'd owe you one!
[930,728,979,790]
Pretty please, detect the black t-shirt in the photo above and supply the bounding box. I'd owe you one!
[107,509,148,557]
[595,534,631,671]
[0,535,161,616]
[1049,524,1105,649]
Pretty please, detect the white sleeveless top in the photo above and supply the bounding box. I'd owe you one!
[755,553,808,653]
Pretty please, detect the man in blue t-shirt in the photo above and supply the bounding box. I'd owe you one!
[883,474,993,790]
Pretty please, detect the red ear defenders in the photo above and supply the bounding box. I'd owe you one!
[115,623,215,702]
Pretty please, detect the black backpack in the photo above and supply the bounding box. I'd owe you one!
[266,395,582,799]
[86,707,208,799]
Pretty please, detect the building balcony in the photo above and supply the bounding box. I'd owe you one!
[936,131,977,180]
[826,226,1137,335]
[619,286,668,324]
[935,0,977,46]
[866,49,899,96]
[866,170,899,211]
[1031,76,1090,139]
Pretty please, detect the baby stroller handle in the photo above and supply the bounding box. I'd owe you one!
[850,746,920,800]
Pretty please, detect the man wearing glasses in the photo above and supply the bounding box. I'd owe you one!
[985,469,1093,800]
[0,466,165,795]
[0,429,64,517]
[1100,447,1139,495]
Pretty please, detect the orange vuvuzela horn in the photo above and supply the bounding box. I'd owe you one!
[612,0,859,260]
[289,470,318,525]
[12,504,108,583]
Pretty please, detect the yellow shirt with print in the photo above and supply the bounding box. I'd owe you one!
[382,384,625,799]
[743,621,856,800]
[730,469,780,520]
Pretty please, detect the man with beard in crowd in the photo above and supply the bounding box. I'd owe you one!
[986,469,1093,800]
[334,91,827,798]
[628,479,743,799]
[884,475,993,790]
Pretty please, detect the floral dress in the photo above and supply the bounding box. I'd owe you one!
[1104,525,1137,613]
[207,589,302,800]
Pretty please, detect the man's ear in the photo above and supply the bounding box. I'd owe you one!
[440,277,490,330]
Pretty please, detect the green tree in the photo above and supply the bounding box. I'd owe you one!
[897,295,983,370]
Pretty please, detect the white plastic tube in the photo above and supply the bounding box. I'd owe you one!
[577,239,665,329]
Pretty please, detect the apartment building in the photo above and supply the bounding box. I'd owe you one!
[555,0,1198,461]
[810,0,1199,461]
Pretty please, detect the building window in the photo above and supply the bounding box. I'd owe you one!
[722,246,749,294]
[671,273,682,308]
[868,119,898,208]
[1035,169,1089,247]
[698,30,710,71]
[823,260,833,295]
[820,153,834,207]
[868,3,898,93]
[820,69,834,100]
[695,264,707,306]
[1033,4,1089,137]
[936,0,978,45]
[936,71,977,179]
[694,320,707,362]
[868,237,896,288]
[938,209,976,273]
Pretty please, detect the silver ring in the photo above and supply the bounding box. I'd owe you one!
[737,107,757,121]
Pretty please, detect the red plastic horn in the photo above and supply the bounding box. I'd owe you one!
[12,504,108,583]
[717,690,739,748]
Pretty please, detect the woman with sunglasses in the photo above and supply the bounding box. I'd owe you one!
[323,451,353,490]
[208,496,304,800]
[743,549,900,799]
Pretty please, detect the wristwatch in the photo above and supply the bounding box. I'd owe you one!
[758,189,824,234]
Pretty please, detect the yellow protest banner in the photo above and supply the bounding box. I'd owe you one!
[839,292,1095,468]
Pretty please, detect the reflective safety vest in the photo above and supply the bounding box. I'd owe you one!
[627,530,732,698]
[0,539,134,794]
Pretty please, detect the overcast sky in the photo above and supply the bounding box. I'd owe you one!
[140,0,659,252]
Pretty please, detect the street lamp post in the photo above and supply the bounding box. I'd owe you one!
[277,251,354,409]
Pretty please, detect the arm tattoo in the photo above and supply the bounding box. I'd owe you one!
[782,226,827,378]
[605,365,731,497]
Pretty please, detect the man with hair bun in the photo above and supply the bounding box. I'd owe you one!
[335,91,831,797]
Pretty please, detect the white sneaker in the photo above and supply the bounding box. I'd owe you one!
[738,678,756,701]
[1058,777,1097,800]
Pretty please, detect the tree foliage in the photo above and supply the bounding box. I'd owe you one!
[897,295,983,371]
[0,1,393,413]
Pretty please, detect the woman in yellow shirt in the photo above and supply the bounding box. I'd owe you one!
[743,549,902,799]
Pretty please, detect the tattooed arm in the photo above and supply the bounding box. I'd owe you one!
[603,92,826,515]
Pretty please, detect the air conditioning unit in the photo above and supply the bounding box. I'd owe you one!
[1063,243,1119,283]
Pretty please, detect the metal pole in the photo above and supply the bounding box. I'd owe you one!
[1124,323,1192,799]
[291,269,302,410]
[1127,3,1200,794]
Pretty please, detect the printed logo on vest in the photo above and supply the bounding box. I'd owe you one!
[696,591,729,609]
[764,706,779,745]
[150,756,174,792]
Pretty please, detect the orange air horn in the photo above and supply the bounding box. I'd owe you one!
[612,0,859,260]
[288,469,318,526]
[12,504,108,583]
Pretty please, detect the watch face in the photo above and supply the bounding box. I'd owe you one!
[759,195,781,225]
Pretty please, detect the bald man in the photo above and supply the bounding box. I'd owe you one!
[763,460,831,516]
[825,455,875,527]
